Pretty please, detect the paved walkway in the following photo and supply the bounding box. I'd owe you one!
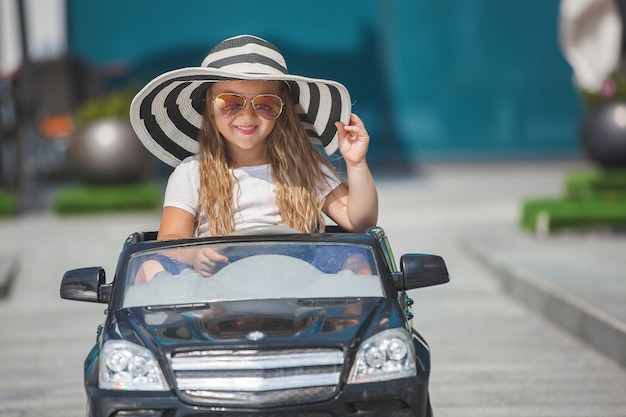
[0,254,15,298]
[464,228,626,367]
[1,159,625,369]
[377,159,626,369]
[1,160,626,416]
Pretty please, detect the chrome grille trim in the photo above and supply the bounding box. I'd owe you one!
[171,348,345,406]
[172,350,344,371]
[177,372,340,391]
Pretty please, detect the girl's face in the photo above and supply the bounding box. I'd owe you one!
[209,80,281,165]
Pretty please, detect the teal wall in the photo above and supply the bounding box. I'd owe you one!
[67,0,582,163]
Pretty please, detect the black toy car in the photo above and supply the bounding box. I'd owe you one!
[61,225,449,417]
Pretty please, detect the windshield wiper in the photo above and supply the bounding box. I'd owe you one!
[145,302,212,312]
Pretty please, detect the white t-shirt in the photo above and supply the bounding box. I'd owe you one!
[163,156,342,237]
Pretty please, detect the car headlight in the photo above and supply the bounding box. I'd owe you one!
[348,328,416,383]
[99,340,169,391]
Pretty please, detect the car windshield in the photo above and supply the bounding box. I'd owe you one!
[123,242,383,308]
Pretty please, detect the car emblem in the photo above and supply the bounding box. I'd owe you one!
[246,331,266,341]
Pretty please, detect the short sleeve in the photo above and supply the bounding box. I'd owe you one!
[318,163,343,198]
[163,156,200,215]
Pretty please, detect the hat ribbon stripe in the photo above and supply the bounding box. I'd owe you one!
[144,116,193,164]
[206,53,287,75]
[165,82,202,142]
[303,82,321,130]
[204,38,284,65]
[150,82,198,152]
[190,82,208,114]
[286,80,301,105]
[139,81,195,163]
[178,81,206,128]
[316,84,343,148]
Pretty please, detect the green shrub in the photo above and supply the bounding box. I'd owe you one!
[53,182,162,215]
[0,189,17,217]
[75,87,138,125]
[520,197,626,232]
[565,169,626,200]
[521,169,626,233]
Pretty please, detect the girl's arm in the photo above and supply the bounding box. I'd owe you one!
[323,113,378,232]
[157,206,196,240]
[156,206,228,276]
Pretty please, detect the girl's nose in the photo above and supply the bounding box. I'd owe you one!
[238,100,257,117]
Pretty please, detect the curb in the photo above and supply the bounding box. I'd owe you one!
[0,256,17,299]
[464,237,626,368]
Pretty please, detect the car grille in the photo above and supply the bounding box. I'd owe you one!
[192,413,333,417]
[171,348,345,407]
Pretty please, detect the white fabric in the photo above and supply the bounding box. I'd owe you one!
[163,156,342,237]
[559,0,623,92]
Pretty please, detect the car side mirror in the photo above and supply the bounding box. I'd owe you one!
[60,267,111,303]
[394,254,449,290]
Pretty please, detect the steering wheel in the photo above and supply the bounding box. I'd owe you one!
[229,225,301,236]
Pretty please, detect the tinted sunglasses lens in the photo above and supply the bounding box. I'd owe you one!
[251,95,283,120]
[214,94,245,118]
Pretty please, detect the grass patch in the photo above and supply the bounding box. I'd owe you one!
[53,182,162,215]
[565,169,626,199]
[0,189,17,217]
[521,198,626,232]
[520,169,626,233]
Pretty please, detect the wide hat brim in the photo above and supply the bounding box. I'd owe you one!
[130,67,352,167]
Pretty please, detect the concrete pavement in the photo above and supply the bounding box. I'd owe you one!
[465,226,626,368]
[378,159,626,369]
[0,254,16,298]
[1,160,625,368]
[0,159,625,416]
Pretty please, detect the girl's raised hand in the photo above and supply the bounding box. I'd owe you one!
[335,113,370,166]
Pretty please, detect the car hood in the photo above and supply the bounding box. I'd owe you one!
[114,298,387,352]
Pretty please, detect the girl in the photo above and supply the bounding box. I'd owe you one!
[130,35,377,277]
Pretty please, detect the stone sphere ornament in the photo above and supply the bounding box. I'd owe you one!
[67,118,152,183]
[580,100,626,168]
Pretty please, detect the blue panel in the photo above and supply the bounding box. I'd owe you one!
[380,0,582,160]
[66,0,583,161]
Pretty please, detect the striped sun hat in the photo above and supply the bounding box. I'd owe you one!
[130,35,352,167]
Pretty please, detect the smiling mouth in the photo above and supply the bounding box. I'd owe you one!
[236,125,257,133]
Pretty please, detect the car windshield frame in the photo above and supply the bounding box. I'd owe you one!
[123,241,383,308]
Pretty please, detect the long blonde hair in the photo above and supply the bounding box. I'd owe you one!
[196,82,343,236]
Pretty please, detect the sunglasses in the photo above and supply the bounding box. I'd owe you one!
[212,93,284,120]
